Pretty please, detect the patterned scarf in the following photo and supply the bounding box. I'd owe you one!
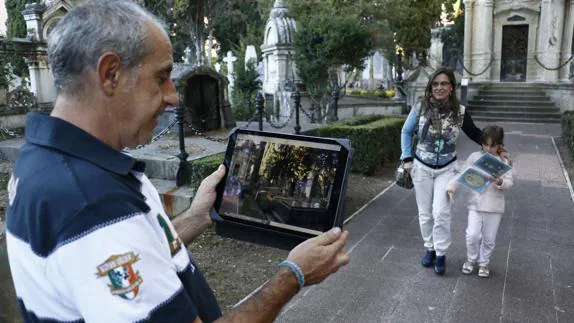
[421,98,452,141]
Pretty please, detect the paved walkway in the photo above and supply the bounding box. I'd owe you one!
[277,122,574,323]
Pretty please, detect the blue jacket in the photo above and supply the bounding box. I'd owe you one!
[400,103,482,168]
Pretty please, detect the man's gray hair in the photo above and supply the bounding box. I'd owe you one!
[47,0,167,95]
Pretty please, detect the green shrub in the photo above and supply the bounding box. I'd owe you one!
[562,111,574,158]
[384,89,396,98]
[311,116,405,175]
[338,114,386,126]
[190,153,225,189]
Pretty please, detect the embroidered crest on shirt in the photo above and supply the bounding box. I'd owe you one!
[8,174,19,206]
[157,214,183,256]
[96,252,143,300]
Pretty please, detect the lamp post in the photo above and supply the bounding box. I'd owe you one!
[175,105,192,187]
[331,87,340,122]
[292,88,301,134]
[256,91,264,131]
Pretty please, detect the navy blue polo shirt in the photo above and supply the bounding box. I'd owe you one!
[5,113,222,323]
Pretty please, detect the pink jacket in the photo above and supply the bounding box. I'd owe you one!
[447,151,514,214]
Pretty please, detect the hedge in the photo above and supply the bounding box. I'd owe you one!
[310,116,405,175]
[189,152,225,189]
[562,111,574,158]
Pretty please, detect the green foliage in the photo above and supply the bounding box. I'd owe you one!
[145,0,266,62]
[0,44,15,90]
[144,0,190,62]
[310,116,406,175]
[189,152,225,189]
[292,10,375,120]
[440,1,465,52]
[347,89,397,98]
[5,0,29,77]
[230,43,261,121]
[210,0,266,56]
[6,0,27,38]
[337,115,386,126]
[384,0,444,53]
[562,111,574,159]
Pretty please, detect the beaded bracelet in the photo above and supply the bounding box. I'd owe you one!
[279,260,305,289]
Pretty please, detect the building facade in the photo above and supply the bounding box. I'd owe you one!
[464,0,574,83]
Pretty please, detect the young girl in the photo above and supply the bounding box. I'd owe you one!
[447,125,514,278]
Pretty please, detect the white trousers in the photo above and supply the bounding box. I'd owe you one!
[412,160,457,256]
[466,210,502,266]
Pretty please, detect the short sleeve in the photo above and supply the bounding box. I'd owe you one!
[47,201,198,323]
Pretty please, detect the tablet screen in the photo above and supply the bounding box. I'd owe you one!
[218,132,345,236]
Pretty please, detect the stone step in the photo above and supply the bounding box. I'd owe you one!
[468,100,555,108]
[472,115,560,124]
[471,94,552,102]
[468,105,560,113]
[151,178,195,218]
[476,89,548,96]
[471,109,561,118]
[479,82,554,88]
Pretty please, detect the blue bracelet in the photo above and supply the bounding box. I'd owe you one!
[279,260,305,289]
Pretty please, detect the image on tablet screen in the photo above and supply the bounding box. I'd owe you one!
[220,133,341,235]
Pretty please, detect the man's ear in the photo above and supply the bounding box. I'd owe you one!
[97,52,122,96]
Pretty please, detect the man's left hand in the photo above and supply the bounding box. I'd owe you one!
[188,164,226,223]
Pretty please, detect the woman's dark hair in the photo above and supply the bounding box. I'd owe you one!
[481,125,505,146]
[421,67,460,116]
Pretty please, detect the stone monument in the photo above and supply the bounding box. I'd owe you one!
[261,0,299,95]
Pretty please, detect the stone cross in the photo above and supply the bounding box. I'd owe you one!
[223,51,238,103]
[223,51,238,75]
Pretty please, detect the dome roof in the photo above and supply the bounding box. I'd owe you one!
[263,0,297,47]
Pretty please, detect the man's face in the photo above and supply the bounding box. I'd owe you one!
[115,23,178,148]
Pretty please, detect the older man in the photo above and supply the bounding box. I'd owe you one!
[5,1,349,322]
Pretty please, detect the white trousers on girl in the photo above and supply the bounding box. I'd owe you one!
[466,210,502,266]
[412,160,457,257]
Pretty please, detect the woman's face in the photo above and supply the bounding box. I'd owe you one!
[430,73,453,101]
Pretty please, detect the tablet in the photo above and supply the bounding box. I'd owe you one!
[213,128,353,250]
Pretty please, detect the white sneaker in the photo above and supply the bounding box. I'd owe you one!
[461,261,475,274]
[478,266,490,278]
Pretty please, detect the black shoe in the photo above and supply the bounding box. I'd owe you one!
[434,255,446,275]
[421,250,436,267]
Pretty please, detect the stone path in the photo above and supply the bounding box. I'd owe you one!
[277,122,574,323]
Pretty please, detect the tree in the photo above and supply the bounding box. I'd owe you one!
[230,42,262,120]
[5,0,29,78]
[210,0,266,57]
[292,6,375,121]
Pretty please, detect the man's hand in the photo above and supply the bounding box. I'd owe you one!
[174,164,226,245]
[188,164,226,221]
[403,161,413,175]
[286,227,350,286]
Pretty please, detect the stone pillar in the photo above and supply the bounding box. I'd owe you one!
[26,56,57,104]
[560,0,574,81]
[471,0,494,81]
[21,3,46,42]
[430,27,444,70]
[537,0,566,81]
[463,0,475,79]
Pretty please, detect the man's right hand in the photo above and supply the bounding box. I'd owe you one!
[286,227,350,286]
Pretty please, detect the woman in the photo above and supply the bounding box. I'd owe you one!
[400,67,483,275]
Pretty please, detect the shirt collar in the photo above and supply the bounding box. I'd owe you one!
[25,112,145,175]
